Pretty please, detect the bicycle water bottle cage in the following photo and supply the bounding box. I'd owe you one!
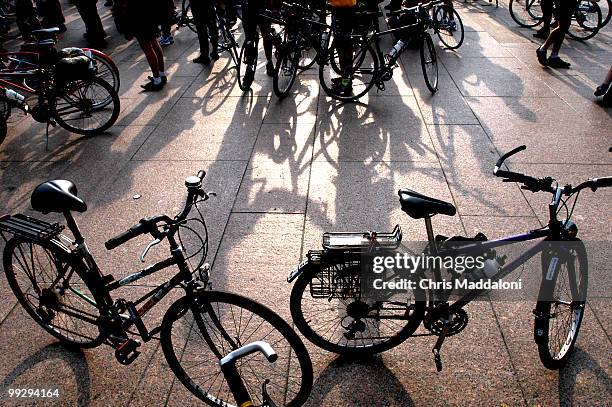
[0,214,64,243]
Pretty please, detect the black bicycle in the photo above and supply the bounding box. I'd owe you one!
[509,0,603,41]
[0,171,313,406]
[320,2,440,102]
[288,145,611,371]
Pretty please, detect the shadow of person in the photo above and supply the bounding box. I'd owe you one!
[558,347,612,406]
[0,343,91,406]
[307,354,415,406]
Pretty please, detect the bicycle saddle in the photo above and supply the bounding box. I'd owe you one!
[398,189,456,219]
[31,180,87,214]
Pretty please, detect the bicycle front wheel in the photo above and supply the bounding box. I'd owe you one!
[83,48,121,94]
[161,291,313,407]
[290,264,426,355]
[52,77,120,136]
[3,237,104,348]
[218,17,240,67]
[567,0,602,41]
[420,33,438,93]
[509,0,543,28]
[237,40,257,91]
[534,239,588,370]
[180,0,198,33]
[434,5,465,50]
[273,43,300,98]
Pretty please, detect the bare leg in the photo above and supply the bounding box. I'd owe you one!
[138,38,160,77]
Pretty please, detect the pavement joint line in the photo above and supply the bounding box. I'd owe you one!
[230,211,306,215]
[586,301,612,346]
[487,298,530,406]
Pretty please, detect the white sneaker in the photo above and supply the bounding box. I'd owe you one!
[159,35,174,46]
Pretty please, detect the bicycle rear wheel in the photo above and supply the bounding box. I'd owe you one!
[218,17,239,67]
[83,48,121,94]
[420,33,438,93]
[179,0,198,33]
[318,38,378,102]
[273,42,300,98]
[290,264,426,355]
[52,77,120,136]
[434,5,465,50]
[161,291,313,407]
[567,0,602,41]
[534,240,588,370]
[509,0,543,28]
[3,237,104,348]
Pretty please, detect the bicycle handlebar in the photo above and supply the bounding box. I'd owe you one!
[105,170,207,250]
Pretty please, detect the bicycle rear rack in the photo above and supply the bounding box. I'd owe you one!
[0,214,64,243]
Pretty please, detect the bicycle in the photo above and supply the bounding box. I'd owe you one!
[319,2,440,102]
[0,170,313,406]
[509,0,603,41]
[272,2,330,98]
[288,145,611,371]
[0,42,120,144]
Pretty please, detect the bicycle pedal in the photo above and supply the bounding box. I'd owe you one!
[114,338,141,365]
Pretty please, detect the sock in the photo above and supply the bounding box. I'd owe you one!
[159,71,166,78]
[152,76,162,85]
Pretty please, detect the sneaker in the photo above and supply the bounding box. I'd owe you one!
[331,77,353,96]
[159,35,174,46]
[547,56,571,69]
[193,54,211,64]
[533,28,549,39]
[148,75,168,85]
[265,61,274,77]
[141,78,165,91]
[243,66,255,88]
[594,83,610,97]
[536,47,548,66]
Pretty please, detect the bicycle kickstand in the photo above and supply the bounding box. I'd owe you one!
[44,119,56,152]
[432,323,449,372]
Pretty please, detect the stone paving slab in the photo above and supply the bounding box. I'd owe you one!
[0,0,610,406]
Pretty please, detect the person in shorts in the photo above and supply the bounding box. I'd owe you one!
[535,0,576,69]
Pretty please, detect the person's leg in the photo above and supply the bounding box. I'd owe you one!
[190,0,211,63]
[594,66,612,96]
[534,0,553,37]
[76,0,107,46]
[138,37,166,90]
[15,0,41,39]
[152,38,166,75]
[545,1,573,68]
[206,2,219,59]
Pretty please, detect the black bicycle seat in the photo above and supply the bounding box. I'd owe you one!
[31,180,87,214]
[398,189,456,219]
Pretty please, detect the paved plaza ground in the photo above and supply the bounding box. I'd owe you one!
[0,0,610,405]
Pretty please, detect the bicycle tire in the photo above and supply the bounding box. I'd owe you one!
[273,43,300,98]
[434,5,465,50]
[0,114,6,146]
[218,17,239,67]
[420,33,438,93]
[318,39,378,102]
[52,77,120,136]
[509,0,543,28]
[601,0,611,27]
[160,291,313,407]
[567,0,602,41]
[534,239,588,370]
[83,48,121,94]
[180,0,198,33]
[290,265,426,355]
[237,40,256,91]
[3,237,104,348]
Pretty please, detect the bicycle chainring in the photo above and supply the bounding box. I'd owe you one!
[424,308,468,336]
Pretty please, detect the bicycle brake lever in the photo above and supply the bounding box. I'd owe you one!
[140,238,161,263]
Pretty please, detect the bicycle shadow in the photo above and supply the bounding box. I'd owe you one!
[558,347,612,406]
[0,343,91,406]
[306,354,415,406]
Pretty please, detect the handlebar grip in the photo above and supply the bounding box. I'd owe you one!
[593,176,612,189]
[105,221,147,250]
[495,145,526,168]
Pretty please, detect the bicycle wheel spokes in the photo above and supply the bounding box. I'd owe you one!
[6,240,101,346]
[568,0,601,40]
[434,5,464,50]
[53,78,120,135]
[509,0,543,28]
[162,292,311,407]
[420,34,438,93]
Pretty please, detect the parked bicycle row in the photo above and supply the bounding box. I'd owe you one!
[1,146,610,405]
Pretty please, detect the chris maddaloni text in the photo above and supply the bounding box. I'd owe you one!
[371,278,523,291]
